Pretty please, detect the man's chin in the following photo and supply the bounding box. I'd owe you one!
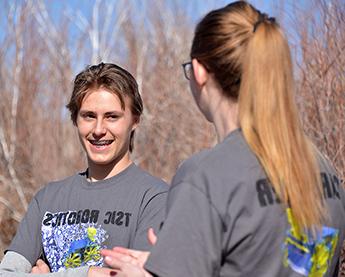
[87,155,113,166]
[90,159,112,166]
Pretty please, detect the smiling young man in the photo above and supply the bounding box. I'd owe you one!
[0,63,168,276]
[77,88,137,180]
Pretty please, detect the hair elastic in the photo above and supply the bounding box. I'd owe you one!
[253,11,276,33]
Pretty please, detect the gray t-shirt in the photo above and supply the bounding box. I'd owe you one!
[145,129,345,277]
[7,163,168,273]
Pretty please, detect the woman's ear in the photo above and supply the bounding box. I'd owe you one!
[192,59,208,86]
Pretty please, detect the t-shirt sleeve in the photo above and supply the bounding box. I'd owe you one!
[0,251,90,276]
[6,192,43,266]
[0,251,32,273]
[144,181,224,277]
[131,190,167,251]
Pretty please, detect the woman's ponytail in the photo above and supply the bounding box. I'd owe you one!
[239,20,326,230]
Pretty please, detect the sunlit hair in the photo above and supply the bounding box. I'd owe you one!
[191,1,326,230]
[66,62,143,152]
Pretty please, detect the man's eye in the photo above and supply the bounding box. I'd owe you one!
[107,115,119,121]
[81,113,95,119]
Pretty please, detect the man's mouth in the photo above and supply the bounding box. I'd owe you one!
[88,139,114,146]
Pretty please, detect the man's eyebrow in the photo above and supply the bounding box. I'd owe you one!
[104,111,124,115]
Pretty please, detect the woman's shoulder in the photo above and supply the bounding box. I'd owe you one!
[317,151,343,200]
[176,130,257,180]
[173,149,211,181]
[317,151,338,176]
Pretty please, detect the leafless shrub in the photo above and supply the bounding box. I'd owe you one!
[0,1,343,270]
[292,0,345,182]
[0,0,213,258]
[288,0,345,274]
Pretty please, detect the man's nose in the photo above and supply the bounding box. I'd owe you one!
[93,118,107,136]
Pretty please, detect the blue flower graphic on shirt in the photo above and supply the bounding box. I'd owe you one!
[41,211,108,272]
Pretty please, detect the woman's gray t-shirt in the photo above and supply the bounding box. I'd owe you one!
[145,129,345,277]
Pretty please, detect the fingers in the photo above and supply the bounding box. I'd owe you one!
[31,259,50,274]
[101,249,131,263]
[102,247,142,260]
[112,247,143,259]
[103,255,125,269]
[147,228,157,245]
[31,266,40,274]
[112,247,131,254]
[88,266,118,277]
[102,257,148,277]
[36,259,49,267]
[37,259,50,272]
[101,247,150,270]
[36,259,45,265]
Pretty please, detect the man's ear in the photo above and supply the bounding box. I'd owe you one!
[192,59,208,86]
[131,116,140,131]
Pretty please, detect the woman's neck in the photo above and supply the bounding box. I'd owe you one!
[202,76,239,142]
[211,96,239,142]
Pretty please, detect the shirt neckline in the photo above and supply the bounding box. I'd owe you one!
[78,163,137,190]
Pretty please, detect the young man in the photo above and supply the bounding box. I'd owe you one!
[0,63,168,276]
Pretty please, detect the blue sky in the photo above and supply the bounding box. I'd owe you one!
[0,0,311,74]
[8,0,304,26]
[47,0,276,24]
[0,0,309,42]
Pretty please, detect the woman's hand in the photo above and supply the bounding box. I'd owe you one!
[102,247,150,269]
[88,264,149,277]
[92,228,157,277]
[101,227,157,269]
[31,259,50,274]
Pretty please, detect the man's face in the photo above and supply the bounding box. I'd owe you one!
[76,88,137,168]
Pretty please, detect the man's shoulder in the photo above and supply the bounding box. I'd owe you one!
[128,164,169,193]
[35,173,81,200]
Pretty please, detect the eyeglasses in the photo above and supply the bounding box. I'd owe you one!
[182,61,192,80]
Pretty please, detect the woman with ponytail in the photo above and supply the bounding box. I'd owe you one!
[101,2,345,276]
